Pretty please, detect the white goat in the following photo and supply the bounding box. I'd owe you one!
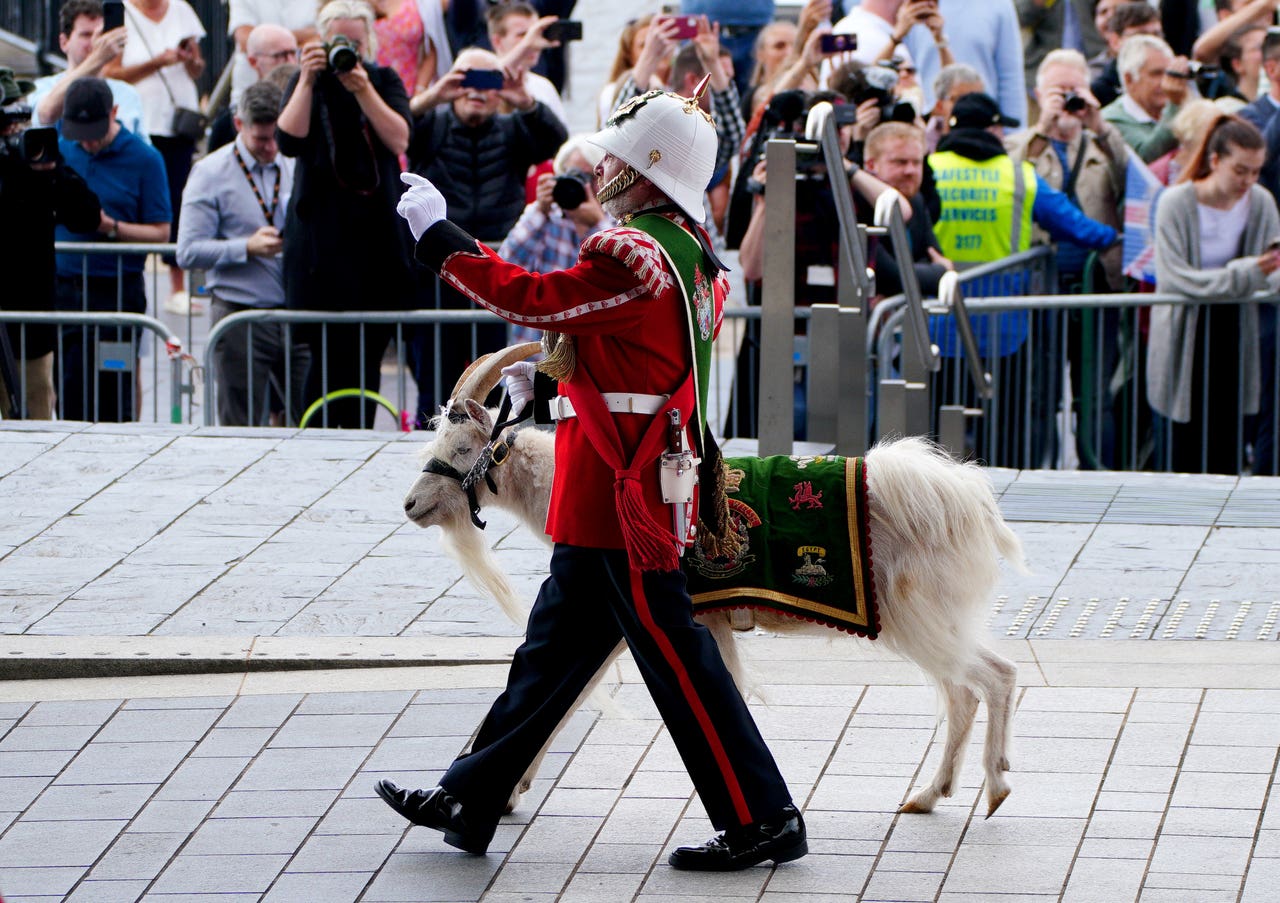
[404,345,1027,817]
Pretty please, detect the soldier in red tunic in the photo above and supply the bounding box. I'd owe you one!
[375,77,806,872]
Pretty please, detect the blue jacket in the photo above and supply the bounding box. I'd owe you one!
[1031,173,1118,249]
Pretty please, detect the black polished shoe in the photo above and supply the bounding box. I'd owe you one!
[374,779,494,854]
[668,804,807,871]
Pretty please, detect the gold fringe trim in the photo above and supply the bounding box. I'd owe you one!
[697,457,742,560]
[538,332,577,382]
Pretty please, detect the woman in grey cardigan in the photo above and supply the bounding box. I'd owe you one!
[1151,115,1280,473]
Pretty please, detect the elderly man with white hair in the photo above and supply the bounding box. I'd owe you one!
[1101,33,1193,163]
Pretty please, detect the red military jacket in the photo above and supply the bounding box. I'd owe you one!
[417,213,726,550]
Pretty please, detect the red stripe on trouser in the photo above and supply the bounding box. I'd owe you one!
[628,567,753,826]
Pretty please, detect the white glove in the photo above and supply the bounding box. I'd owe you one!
[397,172,448,241]
[501,361,538,415]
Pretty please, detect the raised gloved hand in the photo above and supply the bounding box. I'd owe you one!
[397,172,448,241]
[501,361,538,415]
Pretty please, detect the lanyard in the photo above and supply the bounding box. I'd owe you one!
[233,145,281,226]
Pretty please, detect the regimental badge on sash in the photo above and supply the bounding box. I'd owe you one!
[689,498,759,579]
[693,264,713,341]
[792,545,835,588]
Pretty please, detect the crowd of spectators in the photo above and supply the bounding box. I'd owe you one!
[5,0,1280,475]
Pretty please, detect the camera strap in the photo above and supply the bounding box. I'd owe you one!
[318,96,380,196]
[1064,134,1087,204]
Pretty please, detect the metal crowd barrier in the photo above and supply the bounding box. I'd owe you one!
[201,307,817,434]
[0,311,189,423]
[871,247,1280,474]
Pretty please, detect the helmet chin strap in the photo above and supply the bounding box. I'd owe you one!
[597,164,640,204]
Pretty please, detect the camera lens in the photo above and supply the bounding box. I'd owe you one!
[1063,92,1086,114]
[552,173,588,211]
[327,36,359,73]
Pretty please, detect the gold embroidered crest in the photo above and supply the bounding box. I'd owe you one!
[608,90,664,126]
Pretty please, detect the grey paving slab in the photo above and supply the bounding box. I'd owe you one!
[23,782,157,822]
[86,831,187,881]
[149,853,292,894]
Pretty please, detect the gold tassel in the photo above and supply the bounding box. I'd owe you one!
[697,457,742,560]
[538,332,577,382]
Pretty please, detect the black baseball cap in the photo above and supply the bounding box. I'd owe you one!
[63,77,113,141]
[949,92,1020,130]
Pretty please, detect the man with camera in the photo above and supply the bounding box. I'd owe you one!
[404,45,567,424]
[276,0,413,429]
[1007,49,1128,468]
[0,68,101,420]
[497,136,616,289]
[29,1,147,143]
[178,81,310,427]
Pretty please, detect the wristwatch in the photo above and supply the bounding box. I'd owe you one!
[106,218,119,240]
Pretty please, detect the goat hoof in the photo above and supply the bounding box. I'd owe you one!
[985,789,1010,819]
[899,796,935,815]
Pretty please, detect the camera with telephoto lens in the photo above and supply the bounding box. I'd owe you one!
[1,127,59,164]
[0,102,59,165]
[551,169,591,211]
[840,65,916,125]
[324,35,360,73]
[1063,91,1087,114]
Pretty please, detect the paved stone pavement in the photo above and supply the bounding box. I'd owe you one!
[3,422,1280,646]
[2,421,1280,901]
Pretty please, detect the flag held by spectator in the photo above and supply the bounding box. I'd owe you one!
[1123,149,1163,285]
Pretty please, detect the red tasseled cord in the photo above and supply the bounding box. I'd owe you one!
[614,470,679,572]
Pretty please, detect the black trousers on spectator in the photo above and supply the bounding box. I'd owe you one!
[54,273,145,422]
[301,322,392,429]
[1249,303,1277,474]
[210,298,312,426]
[1157,304,1244,474]
[441,544,793,833]
[150,134,196,267]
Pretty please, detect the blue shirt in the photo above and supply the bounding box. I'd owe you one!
[680,0,774,26]
[176,136,294,308]
[57,126,171,279]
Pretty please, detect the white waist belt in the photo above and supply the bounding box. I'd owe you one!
[548,392,669,421]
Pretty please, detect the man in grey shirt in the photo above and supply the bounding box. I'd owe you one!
[177,80,310,426]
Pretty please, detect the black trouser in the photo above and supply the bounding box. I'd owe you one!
[151,134,195,266]
[55,273,145,422]
[210,298,312,426]
[442,544,793,832]
[1158,304,1244,474]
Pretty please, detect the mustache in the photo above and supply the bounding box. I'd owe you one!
[596,165,639,204]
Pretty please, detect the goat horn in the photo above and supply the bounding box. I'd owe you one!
[451,341,543,407]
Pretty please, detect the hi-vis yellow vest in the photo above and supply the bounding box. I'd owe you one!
[928,151,1038,264]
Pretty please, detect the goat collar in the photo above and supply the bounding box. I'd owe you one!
[425,394,531,530]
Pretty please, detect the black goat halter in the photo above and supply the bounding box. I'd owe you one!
[421,393,530,530]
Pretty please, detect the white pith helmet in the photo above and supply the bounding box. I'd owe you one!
[587,75,718,224]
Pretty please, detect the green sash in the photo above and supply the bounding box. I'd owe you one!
[626,214,716,441]
[685,455,880,638]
